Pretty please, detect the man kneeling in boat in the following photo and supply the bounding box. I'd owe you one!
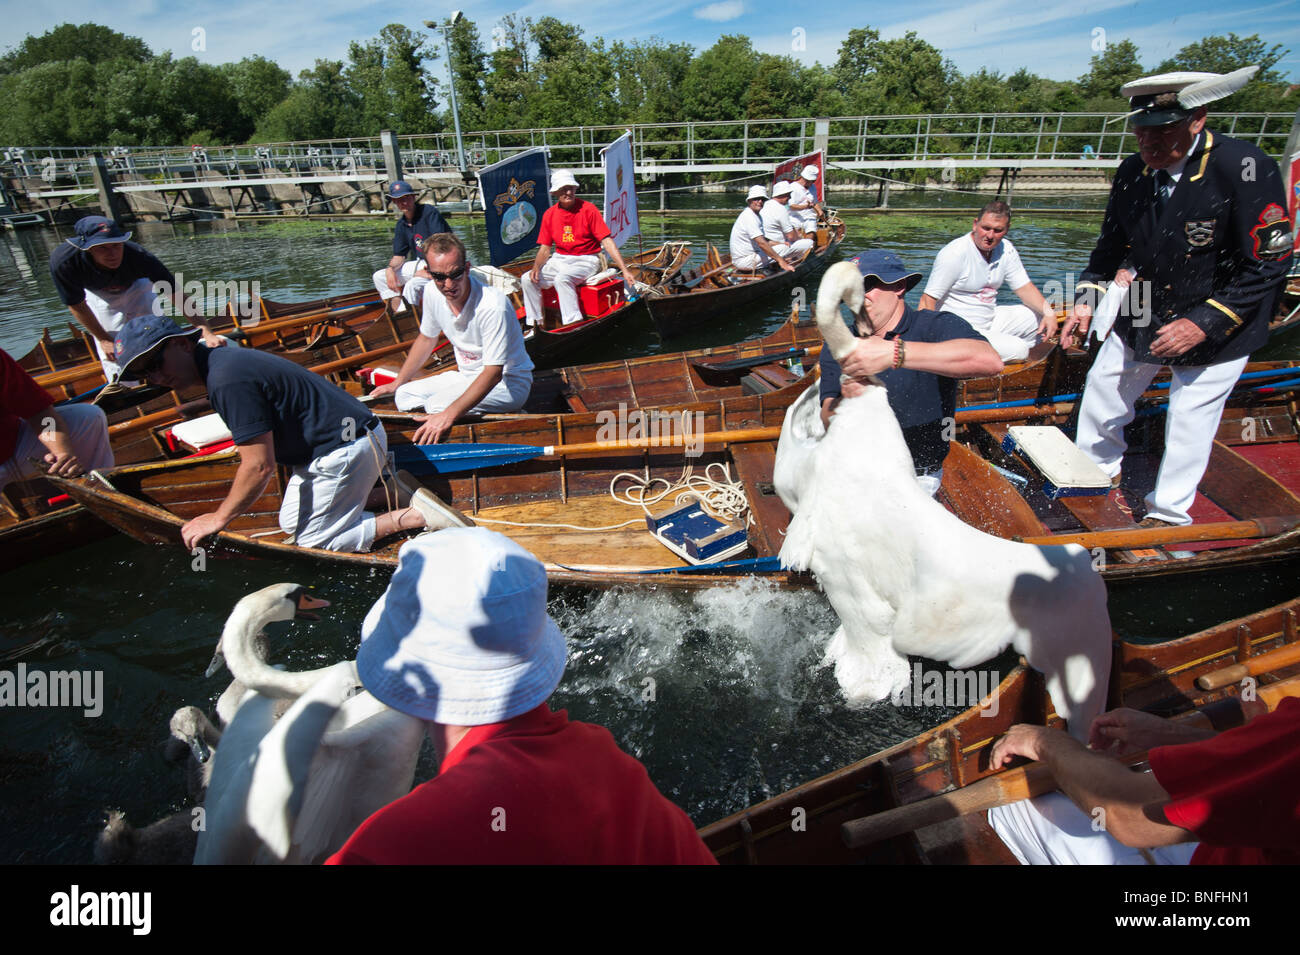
[368,233,534,445]
[730,185,796,273]
[327,528,718,865]
[1,347,113,491]
[818,250,1003,496]
[986,700,1300,864]
[116,316,466,552]
[918,201,1058,363]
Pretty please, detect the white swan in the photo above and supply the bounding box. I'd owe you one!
[163,705,223,802]
[772,262,1111,738]
[194,584,427,865]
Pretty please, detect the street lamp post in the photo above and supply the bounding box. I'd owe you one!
[425,12,467,174]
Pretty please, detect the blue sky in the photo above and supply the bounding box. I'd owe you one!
[4,0,1298,89]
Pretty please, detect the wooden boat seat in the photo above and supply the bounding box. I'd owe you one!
[727,442,789,556]
[741,363,799,395]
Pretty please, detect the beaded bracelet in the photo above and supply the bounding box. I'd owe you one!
[892,338,906,369]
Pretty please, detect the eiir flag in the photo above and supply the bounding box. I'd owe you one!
[601,131,639,249]
[477,148,550,266]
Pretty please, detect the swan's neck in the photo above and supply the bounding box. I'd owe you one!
[222,604,321,699]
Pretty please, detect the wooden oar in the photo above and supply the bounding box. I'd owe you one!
[394,425,784,475]
[840,675,1300,849]
[1018,515,1300,550]
[1196,640,1300,690]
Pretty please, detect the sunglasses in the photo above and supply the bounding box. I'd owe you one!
[429,264,468,283]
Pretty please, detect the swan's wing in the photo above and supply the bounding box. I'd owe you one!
[288,702,426,864]
[194,693,279,864]
[244,661,354,862]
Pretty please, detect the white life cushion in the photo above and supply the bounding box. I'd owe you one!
[585,267,620,286]
[1004,425,1110,494]
[170,412,233,450]
[469,265,521,295]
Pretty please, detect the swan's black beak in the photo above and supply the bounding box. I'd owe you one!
[189,736,213,764]
[203,647,226,679]
[294,591,331,621]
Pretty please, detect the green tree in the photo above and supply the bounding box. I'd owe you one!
[445,16,488,131]
[680,35,758,122]
[0,22,150,77]
[1077,38,1144,106]
[0,59,105,144]
[609,39,693,125]
[1156,33,1290,112]
[253,60,363,141]
[221,56,292,140]
[481,14,535,130]
[347,24,441,136]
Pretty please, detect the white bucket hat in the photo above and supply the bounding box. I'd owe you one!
[549,170,580,194]
[772,180,795,198]
[799,165,819,181]
[357,528,567,726]
[746,184,769,201]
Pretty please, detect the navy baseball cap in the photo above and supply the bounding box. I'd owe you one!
[386,181,416,199]
[68,216,132,250]
[114,315,201,379]
[850,251,923,292]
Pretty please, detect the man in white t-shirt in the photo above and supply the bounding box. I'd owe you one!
[787,165,823,235]
[760,182,814,264]
[918,201,1058,362]
[729,185,795,272]
[369,234,534,444]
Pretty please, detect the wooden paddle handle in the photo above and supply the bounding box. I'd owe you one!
[1197,641,1300,690]
[544,426,783,456]
[841,764,1057,849]
[1018,515,1300,550]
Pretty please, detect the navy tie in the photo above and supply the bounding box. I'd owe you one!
[1153,170,1172,216]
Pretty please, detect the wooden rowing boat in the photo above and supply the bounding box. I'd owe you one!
[699,596,1300,863]
[644,217,846,339]
[43,349,1300,587]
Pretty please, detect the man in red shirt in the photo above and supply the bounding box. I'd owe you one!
[1,348,113,491]
[987,699,1300,864]
[327,528,717,865]
[520,170,639,327]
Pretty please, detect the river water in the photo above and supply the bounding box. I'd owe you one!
[1,205,1297,863]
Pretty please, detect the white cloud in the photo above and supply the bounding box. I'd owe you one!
[695,1,745,23]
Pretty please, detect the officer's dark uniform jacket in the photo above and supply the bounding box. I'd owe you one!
[1073,130,1292,366]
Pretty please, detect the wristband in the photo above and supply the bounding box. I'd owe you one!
[892,338,906,369]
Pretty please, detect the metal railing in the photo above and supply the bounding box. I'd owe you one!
[4,112,1292,190]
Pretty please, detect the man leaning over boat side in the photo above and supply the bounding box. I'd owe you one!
[0,347,112,491]
[759,182,814,266]
[520,170,639,327]
[326,528,719,866]
[985,700,1300,865]
[917,200,1058,362]
[730,185,796,273]
[787,165,824,237]
[1060,67,1293,529]
[819,250,1004,496]
[114,316,466,553]
[367,233,533,445]
[49,216,224,382]
[372,180,453,315]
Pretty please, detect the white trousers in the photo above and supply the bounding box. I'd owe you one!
[372,260,429,307]
[279,424,387,552]
[86,278,157,381]
[772,238,814,261]
[790,210,818,234]
[1075,334,1248,525]
[1,404,114,490]
[988,792,1197,865]
[964,304,1040,362]
[521,254,601,326]
[394,369,532,415]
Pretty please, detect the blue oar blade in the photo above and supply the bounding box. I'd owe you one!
[393,441,546,475]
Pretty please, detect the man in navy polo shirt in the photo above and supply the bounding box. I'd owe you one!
[49,216,223,381]
[113,316,465,552]
[818,251,1003,495]
[372,180,454,314]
